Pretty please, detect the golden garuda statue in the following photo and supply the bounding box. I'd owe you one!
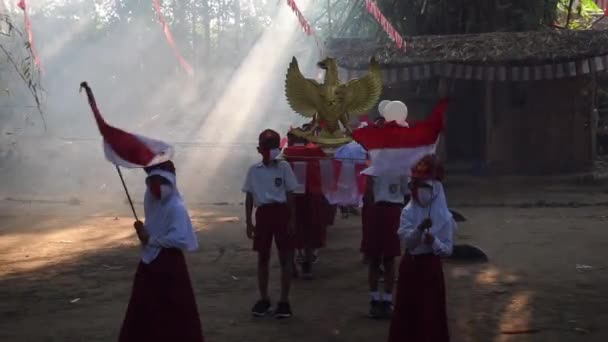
[285,56,383,147]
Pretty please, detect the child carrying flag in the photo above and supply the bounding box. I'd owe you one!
[388,154,455,342]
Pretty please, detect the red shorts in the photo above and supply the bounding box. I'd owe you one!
[361,203,402,258]
[294,194,327,249]
[254,203,294,256]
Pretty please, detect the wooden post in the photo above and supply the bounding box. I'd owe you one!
[483,80,493,170]
[327,0,332,37]
[591,74,599,162]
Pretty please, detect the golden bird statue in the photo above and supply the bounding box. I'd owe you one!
[285,56,383,147]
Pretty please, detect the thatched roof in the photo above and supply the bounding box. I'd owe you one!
[328,29,608,69]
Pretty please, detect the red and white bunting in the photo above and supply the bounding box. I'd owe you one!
[152,0,193,75]
[363,0,406,51]
[286,0,313,35]
[17,0,42,73]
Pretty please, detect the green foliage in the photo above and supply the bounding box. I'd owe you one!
[556,0,603,29]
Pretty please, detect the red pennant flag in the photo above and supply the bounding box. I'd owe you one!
[79,82,173,168]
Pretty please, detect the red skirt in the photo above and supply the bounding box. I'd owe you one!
[388,253,449,342]
[361,203,402,257]
[119,249,204,342]
[294,194,327,249]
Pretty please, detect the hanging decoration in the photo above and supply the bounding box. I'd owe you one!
[286,0,313,35]
[363,0,406,51]
[152,0,194,75]
[17,0,42,72]
[284,0,325,58]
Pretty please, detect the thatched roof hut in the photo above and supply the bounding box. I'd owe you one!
[328,30,606,175]
[328,30,608,83]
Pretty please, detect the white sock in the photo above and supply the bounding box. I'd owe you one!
[383,293,393,303]
[370,291,380,301]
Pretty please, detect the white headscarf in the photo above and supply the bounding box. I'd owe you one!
[141,169,198,264]
[403,180,455,233]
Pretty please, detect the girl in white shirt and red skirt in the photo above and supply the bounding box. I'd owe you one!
[388,154,455,342]
[119,161,204,342]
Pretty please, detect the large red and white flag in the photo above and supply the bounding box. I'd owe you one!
[79,82,173,168]
[353,99,448,176]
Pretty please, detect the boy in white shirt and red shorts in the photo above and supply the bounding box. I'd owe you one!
[362,174,409,319]
[243,129,298,319]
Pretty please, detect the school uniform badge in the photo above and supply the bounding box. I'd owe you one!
[389,184,398,193]
[275,177,283,187]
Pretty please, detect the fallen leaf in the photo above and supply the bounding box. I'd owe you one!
[70,298,80,303]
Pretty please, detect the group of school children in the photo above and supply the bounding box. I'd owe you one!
[116,125,455,342]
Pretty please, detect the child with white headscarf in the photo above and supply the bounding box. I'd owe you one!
[119,160,204,342]
[388,154,454,342]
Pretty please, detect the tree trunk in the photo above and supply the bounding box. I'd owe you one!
[233,0,241,51]
[201,0,210,65]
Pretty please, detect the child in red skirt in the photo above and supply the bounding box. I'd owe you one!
[119,161,204,342]
[243,129,298,318]
[388,154,455,342]
[283,133,328,279]
[362,173,409,319]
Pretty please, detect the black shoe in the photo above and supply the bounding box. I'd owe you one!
[251,299,271,317]
[274,302,293,319]
[369,300,383,319]
[381,301,393,319]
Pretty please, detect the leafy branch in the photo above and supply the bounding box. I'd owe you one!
[0,13,45,130]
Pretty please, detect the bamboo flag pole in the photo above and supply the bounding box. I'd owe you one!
[115,165,139,221]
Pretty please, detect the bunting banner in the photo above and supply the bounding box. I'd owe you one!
[17,0,42,72]
[363,0,406,51]
[284,0,324,57]
[286,0,312,35]
[152,0,194,75]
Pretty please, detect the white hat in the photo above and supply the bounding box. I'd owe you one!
[383,101,408,127]
[378,100,390,116]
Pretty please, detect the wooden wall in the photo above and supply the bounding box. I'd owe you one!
[487,78,595,174]
[382,77,595,175]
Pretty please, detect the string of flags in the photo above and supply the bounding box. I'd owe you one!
[284,0,406,53]
[17,0,42,73]
[152,0,194,76]
[363,0,406,51]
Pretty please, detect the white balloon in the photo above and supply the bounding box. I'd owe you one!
[383,101,408,126]
[378,100,390,116]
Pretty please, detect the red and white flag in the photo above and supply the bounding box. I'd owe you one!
[79,82,173,168]
[353,99,448,176]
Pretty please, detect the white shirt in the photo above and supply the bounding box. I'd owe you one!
[242,160,298,206]
[372,175,409,204]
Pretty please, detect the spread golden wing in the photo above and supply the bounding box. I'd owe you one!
[285,57,323,118]
[338,57,383,115]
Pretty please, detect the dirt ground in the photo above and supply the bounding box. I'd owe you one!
[1,180,608,342]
